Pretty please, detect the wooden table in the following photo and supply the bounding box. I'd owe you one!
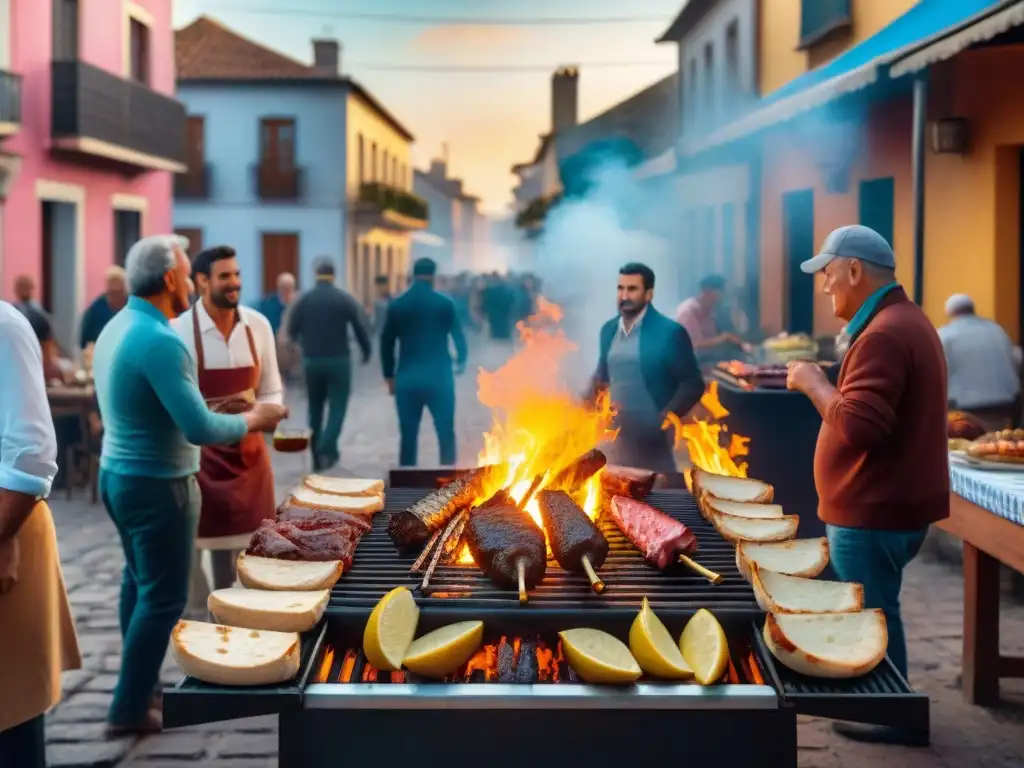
[938,492,1024,705]
[47,385,97,502]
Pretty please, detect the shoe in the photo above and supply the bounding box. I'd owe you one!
[106,709,162,736]
[830,721,928,747]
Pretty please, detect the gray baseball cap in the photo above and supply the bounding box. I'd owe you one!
[800,224,895,274]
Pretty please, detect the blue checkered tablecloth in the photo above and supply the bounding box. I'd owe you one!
[950,463,1024,527]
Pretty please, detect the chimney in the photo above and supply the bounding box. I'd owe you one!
[551,66,579,132]
[429,159,447,180]
[312,39,340,76]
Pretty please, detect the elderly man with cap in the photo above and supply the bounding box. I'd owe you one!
[381,257,468,466]
[938,293,1020,431]
[288,259,371,470]
[786,225,948,744]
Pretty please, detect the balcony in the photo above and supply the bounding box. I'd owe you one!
[0,70,22,137]
[50,61,186,172]
[798,0,851,49]
[353,182,429,231]
[174,164,212,199]
[254,162,303,201]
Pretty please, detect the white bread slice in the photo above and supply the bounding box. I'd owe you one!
[692,468,774,504]
[710,510,798,543]
[763,610,888,678]
[208,588,330,633]
[736,538,829,583]
[750,565,863,614]
[170,620,301,686]
[703,497,784,520]
[237,554,343,591]
[288,486,384,516]
[302,475,384,498]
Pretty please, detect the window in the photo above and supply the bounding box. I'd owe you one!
[721,203,736,281]
[260,118,296,168]
[687,59,698,128]
[724,20,740,115]
[129,18,149,84]
[357,134,365,184]
[52,0,78,60]
[799,0,851,49]
[703,43,715,122]
[392,158,399,188]
[371,142,378,181]
[382,150,390,184]
[175,228,203,256]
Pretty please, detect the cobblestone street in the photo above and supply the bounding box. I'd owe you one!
[44,340,1024,767]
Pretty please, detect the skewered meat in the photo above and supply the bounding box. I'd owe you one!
[548,449,608,491]
[537,490,608,572]
[276,503,372,534]
[601,465,658,499]
[246,519,358,568]
[465,499,547,591]
[609,495,697,569]
[388,465,501,554]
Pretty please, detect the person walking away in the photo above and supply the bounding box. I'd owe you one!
[372,275,392,335]
[938,293,1020,431]
[0,300,81,767]
[258,272,296,337]
[381,258,468,466]
[588,263,704,474]
[786,225,947,744]
[172,246,283,607]
[674,275,744,367]
[483,274,516,341]
[92,235,287,733]
[80,266,128,350]
[288,259,371,471]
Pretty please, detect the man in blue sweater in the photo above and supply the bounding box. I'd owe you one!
[92,235,287,733]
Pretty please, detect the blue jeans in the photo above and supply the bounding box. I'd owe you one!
[100,471,200,726]
[826,524,928,680]
[395,378,456,466]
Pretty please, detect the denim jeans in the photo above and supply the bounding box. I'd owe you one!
[100,471,200,726]
[304,356,352,469]
[826,524,928,680]
[395,378,456,466]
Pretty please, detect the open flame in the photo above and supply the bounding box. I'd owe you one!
[663,381,750,479]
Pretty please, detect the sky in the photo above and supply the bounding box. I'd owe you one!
[172,0,684,213]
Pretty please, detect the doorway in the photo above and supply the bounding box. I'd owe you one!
[782,189,815,335]
[1019,149,1024,344]
[261,232,299,295]
[41,199,77,352]
[858,177,895,246]
[114,209,141,267]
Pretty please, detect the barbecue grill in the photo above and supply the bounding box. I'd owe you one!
[165,469,930,766]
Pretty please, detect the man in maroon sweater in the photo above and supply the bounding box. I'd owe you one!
[787,225,948,744]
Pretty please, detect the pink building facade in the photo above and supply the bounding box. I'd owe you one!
[0,0,184,352]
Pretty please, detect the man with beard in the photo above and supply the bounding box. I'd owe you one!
[587,263,704,474]
[172,246,284,605]
[92,236,287,733]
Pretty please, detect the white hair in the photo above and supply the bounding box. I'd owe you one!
[945,293,974,317]
[125,235,188,297]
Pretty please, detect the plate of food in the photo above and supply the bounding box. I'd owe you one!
[951,429,1024,471]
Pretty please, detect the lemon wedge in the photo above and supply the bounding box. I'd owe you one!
[363,587,419,671]
[403,621,485,679]
[559,628,642,684]
[679,608,729,685]
[629,597,694,679]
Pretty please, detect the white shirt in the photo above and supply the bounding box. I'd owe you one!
[938,315,1020,410]
[618,305,648,338]
[0,301,58,498]
[171,301,284,406]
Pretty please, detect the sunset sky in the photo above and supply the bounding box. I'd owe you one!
[173,0,684,212]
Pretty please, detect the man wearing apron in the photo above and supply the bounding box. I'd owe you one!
[172,246,283,611]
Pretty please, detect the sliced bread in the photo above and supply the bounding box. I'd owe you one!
[302,475,384,498]
[709,510,799,543]
[750,565,863,614]
[170,620,301,686]
[736,538,829,583]
[763,610,888,678]
[236,554,343,591]
[692,468,774,504]
[703,496,785,520]
[208,588,330,633]
[289,486,384,516]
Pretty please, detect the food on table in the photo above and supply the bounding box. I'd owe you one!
[246,519,359,568]
[702,497,785,520]
[363,587,420,671]
[558,628,643,684]
[289,486,384,517]
[708,510,799,544]
[948,438,972,453]
[691,469,774,516]
[679,608,729,686]
[170,620,301,686]
[537,489,608,592]
[966,429,1024,462]
[600,464,658,499]
[302,475,385,497]
[208,588,330,633]
[628,597,693,680]
[609,495,697,568]
[402,621,485,679]
[547,448,608,492]
[387,465,498,554]
[273,428,312,452]
[236,554,344,591]
[275,503,372,535]
[750,565,863,614]
[735,538,830,583]
[465,494,547,602]
[946,411,985,441]
[763,610,888,678]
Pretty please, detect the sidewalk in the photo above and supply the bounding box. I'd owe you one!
[41,339,1024,767]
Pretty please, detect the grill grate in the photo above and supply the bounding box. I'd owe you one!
[329,488,761,617]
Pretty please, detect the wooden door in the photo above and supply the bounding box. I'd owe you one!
[260,118,296,169]
[129,17,149,84]
[41,202,54,313]
[186,116,205,170]
[114,210,141,267]
[858,177,895,248]
[261,233,299,294]
[175,228,203,255]
[782,189,815,335]
[52,0,78,60]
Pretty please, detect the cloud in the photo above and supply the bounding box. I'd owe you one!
[409,24,533,58]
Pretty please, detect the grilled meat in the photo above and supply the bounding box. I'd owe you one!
[548,449,607,491]
[276,503,371,535]
[537,490,608,572]
[609,495,697,569]
[601,465,658,499]
[246,519,358,568]
[465,500,547,590]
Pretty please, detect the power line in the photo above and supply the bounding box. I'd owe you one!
[347,61,672,72]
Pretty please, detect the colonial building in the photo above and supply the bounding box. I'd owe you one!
[1,0,185,353]
[413,156,488,274]
[174,16,426,308]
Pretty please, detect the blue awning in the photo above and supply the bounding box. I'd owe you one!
[685,0,1002,155]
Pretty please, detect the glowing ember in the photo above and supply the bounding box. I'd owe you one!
[663,381,751,479]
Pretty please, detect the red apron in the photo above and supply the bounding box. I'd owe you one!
[192,309,276,539]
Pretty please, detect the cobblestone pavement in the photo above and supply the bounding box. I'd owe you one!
[43,338,1024,767]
